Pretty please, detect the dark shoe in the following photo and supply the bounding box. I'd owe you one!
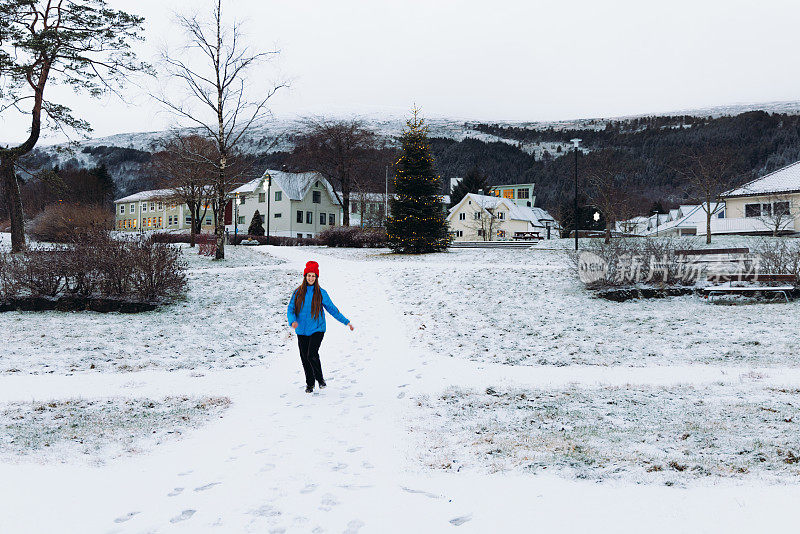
[305,386,314,393]
[318,380,327,389]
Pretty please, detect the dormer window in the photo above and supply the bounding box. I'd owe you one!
[312,191,321,204]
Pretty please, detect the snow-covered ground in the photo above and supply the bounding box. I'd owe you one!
[1,234,800,533]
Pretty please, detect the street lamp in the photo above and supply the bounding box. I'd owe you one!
[234,192,239,244]
[266,173,272,245]
[571,138,582,250]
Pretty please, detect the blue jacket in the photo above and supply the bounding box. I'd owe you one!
[287,285,349,335]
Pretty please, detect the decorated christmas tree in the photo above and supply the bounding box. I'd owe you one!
[387,109,452,253]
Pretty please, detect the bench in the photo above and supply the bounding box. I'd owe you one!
[676,247,753,276]
[702,272,798,303]
[513,231,542,241]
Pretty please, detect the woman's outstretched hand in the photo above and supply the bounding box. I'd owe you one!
[291,322,298,330]
[348,323,354,331]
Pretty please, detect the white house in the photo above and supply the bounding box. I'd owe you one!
[447,193,559,241]
[114,189,215,232]
[228,170,341,238]
[616,203,725,237]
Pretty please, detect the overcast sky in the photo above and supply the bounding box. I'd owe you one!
[5,0,800,143]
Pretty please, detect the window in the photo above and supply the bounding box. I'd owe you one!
[260,214,265,224]
[306,211,312,224]
[157,202,163,211]
[141,202,147,213]
[150,202,155,211]
[297,233,303,238]
[239,196,246,205]
[455,230,463,237]
[157,217,162,228]
[762,203,772,217]
[205,217,212,225]
[517,189,530,199]
[185,216,192,225]
[320,212,327,225]
[459,213,466,220]
[473,211,481,220]
[329,213,335,226]
[774,201,790,216]
[119,204,125,214]
[313,191,321,204]
[351,203,358,214]
[315,181,320,187]
[497,230,506,238]
[238,216,245,225]
[259,193,266,203]
[306,233,312,238]
[275,191,282,201]
[497,212,505,220]
[745,203,761,217]
[296,210,303,223]
[274,213,282,218]
[477,229,485,236]
[130,203,135,212]
[503,189,514,199]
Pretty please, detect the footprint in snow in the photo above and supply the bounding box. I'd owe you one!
[169,510,196,523]
[300,484,317,494]
[167,487,184,497]
[344,519,366,533]
[397,392,406,399]
[113,511,140,523]
[177,470,193,476]
[318,493,340,511]
[269,528,287,534]
[255,448,269,454]
[450,514,473,526]
[249,504,281,517]
[194,482,221,492]
[260,463,276,472]
[346,447,362,453]
[331,463,347,471]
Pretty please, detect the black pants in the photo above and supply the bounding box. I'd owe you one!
[297,331,325,388]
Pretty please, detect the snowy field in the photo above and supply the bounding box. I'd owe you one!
[2,233,800,533]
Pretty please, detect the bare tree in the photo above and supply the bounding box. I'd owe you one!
[290,118,382,226]
[464,197,501,241]
[676,147,737,244]
[152,0,285,259]
[150,135,217,246]
[0,0,147,252]
[754,193,797,236]
[586,158,637,243]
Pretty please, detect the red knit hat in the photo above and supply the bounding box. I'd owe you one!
[304,261,319,277]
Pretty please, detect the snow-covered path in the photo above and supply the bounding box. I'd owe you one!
[3,244,800,533]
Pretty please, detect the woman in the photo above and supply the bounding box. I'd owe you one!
[287,261,354,393]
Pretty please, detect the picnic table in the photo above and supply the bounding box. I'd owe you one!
[513,231,542,241]
[702,273,797,303]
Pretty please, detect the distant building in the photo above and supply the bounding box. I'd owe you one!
[228,170,340,238]
[488,183,536,208]
[616,204,724,237]
[447,193,559,241]
[113,189,215,232]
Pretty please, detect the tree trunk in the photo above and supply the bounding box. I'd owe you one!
[706,204,712,244]
[605,224,611,244]
[0,157,26,253]
[215,193,225,260]
[342,191,350,226]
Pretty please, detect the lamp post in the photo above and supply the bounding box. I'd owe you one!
[571,138,582,250]
[266,173,272,245]
[234,192,239,244]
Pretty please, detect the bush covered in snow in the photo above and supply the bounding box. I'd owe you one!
[317,226,387,248]
[752,238,800,277]
[0,233,186,306]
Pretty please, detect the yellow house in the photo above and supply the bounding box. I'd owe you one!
[717,161,800,235]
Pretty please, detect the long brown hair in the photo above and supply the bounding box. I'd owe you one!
[293,277,323,319]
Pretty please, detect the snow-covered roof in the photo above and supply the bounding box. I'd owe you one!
[234,170,338,203]
[114,189,175,203]
[449,193,559,228]
[724,160,800,198]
